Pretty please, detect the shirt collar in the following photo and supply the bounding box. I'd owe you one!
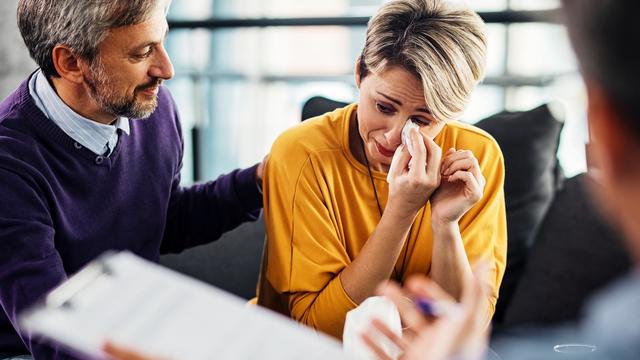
[31,69,130,155]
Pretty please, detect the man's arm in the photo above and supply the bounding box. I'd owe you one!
[160,163,263,254]
[0,168,77,359]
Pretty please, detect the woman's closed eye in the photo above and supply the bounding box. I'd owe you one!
[410,116,432,127]
[376,102,395,114]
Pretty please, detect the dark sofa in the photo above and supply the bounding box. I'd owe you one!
[160,97,631,332]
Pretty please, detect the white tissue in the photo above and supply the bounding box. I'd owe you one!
[401,120,419,153]
[343,296,403,360]
[387,120,420,184]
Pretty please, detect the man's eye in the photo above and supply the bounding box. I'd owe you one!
[135,48,153,59]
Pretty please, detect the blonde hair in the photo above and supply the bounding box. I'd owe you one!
[360,0,487,122]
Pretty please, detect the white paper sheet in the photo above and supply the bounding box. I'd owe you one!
[19,252,351,360]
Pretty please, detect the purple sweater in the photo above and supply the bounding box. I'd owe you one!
[0,77,262,359]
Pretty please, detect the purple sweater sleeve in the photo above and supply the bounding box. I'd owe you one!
[160,163,263,254]
[0,169,78,359]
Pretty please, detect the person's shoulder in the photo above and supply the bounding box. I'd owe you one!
[0,76,32,124]
[443,120,502,158]
[271,103,354,160]
[154,85,178,116]
[445,120,498,145]
[0,117,48,186]
[0,81,43,158]
[140,86,181,138]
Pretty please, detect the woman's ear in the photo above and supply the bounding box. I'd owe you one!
[354,57,362,89]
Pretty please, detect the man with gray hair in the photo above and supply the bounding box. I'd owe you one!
[0,1,265,359]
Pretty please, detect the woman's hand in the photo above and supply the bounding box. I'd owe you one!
[430,148,485,224]
[387,128,442,220]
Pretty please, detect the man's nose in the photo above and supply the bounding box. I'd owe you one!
[149,45,174,81]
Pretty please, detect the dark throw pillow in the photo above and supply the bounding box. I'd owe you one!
[475,104,565,323]
[501,174,631,327]
[301,96,349,121]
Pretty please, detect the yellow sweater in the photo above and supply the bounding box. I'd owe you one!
[262,103,507,339]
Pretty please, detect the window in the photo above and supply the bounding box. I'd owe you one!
[165,0,586,183]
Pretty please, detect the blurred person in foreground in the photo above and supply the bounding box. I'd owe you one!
[362,0,640,359]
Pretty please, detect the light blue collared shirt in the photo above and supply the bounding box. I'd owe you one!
[28,70,130,156]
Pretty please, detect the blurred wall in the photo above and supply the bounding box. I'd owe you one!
[0,0,35,99]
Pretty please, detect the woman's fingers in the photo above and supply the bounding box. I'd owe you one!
[441,157,476,176]
[407,128,427,172]
[446,171,483,202]
[441,150,484,185]
[440,149,471,170]
[406,128,441,189]
[423,135,442,181]
[388,144,411,181]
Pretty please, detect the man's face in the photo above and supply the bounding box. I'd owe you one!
[83,4,174,119]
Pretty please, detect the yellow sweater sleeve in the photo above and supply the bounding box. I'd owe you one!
[263,125,357,339]
[452,128,507,324]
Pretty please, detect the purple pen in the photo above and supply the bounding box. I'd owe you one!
[415,298,462,317]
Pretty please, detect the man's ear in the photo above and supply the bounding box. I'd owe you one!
[51,45,86,84]
[586,79,639,179]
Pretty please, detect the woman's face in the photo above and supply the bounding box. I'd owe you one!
[355,65,446,172]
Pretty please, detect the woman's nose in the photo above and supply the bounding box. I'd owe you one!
[384,119,406,147]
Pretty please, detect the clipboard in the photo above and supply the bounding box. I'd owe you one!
[19,251,350,360]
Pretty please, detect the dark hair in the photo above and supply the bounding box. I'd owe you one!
[17,0,168,78]
[563,0,640,135]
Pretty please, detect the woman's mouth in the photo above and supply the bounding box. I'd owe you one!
[375,141,396,158]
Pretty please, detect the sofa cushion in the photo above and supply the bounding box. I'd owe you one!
[501,174,631,326]
[475,104,565,323]
[160,218,265,300]
[301,96,349,122]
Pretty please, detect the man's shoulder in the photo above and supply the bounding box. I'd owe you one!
[155,85,178,116]
[583,272,640,340]
[0,80,44,165]
[0,76,32,123]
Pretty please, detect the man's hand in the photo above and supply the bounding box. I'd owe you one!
[362,263,490,360]
[103,342,169,360]
[256,154,269,190]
